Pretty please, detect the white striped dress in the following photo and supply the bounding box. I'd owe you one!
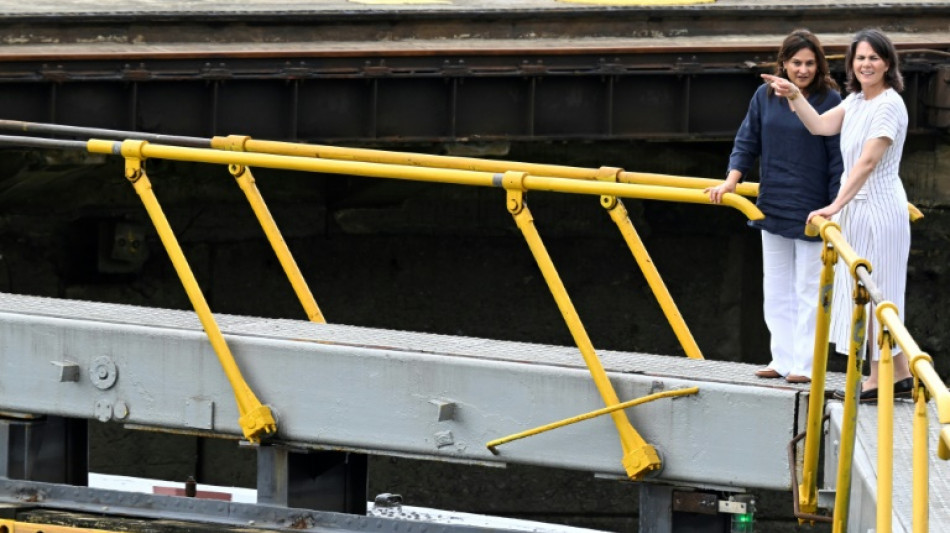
[830,88,910,360]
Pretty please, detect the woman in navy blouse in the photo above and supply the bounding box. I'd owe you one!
[707,29,843,383]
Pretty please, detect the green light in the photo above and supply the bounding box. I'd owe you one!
[731,512,754,533]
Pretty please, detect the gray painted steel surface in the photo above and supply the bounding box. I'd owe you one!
[0,292,827,491]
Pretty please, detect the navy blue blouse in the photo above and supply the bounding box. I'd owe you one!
[728,83,843,241]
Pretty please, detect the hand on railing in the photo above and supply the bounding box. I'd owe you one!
[703,181,736,204]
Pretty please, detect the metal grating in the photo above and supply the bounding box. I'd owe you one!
[0,291,846,392]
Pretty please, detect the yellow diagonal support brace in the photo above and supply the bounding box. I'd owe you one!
[503,172,660,480]
[228,163,325,323]
[487,387,699,454]
[122,153,275,443]
[597,167,702,359]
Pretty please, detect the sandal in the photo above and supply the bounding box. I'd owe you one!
[831,377,914,402]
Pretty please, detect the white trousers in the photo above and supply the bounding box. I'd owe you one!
[761,231,823,377]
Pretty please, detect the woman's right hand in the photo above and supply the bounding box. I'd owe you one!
[761,73,800,100]
[705,182,736,204]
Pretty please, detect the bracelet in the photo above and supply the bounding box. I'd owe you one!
[787,90,800,101]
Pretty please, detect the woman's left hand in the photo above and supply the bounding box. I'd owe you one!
[807,205,840,224]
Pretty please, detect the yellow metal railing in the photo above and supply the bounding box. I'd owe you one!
[214,134,764,361]
[796,215,949,533]
[83,137,764,480]
[0,120,940,524]
[121,153,277,443]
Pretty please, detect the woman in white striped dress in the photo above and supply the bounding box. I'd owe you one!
[762,28,913,402]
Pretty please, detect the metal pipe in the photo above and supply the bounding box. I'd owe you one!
[603,196,702,359]
[798,242,838,516]
[877,331,895,533]
[229,164,325,323]
[124,154,276,443]
[218,135,763,197]
[0,134,88,151]
[913,384,929,533]
[505,182,660,480]
[788,414,832,524]
[0,119,210,148]
[487,387,699,455]
[832,282,869,533]
[87,139,765,220]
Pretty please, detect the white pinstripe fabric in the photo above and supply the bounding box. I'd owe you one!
[830,88,911,361]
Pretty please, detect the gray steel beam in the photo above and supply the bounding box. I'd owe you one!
[0,292,804,490]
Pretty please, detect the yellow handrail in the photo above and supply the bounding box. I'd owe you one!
[212,135,764,197]
[91,139,764,221]
[805,215,950,533]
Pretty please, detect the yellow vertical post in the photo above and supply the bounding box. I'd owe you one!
[876,324,895,533]
[832,281,869,533]
[912,381,929,533]
[228,163,326,323]
[503,171,661,480]
[122,152,276,442]
[596,167,702,360]
[799,241,838,517]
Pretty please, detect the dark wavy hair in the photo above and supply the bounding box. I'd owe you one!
[771,29,839,101]
[845,28,904,94]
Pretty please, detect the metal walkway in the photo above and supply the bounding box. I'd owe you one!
[0,294,948,531]
[0,291,821,490]
[826,402,950,531]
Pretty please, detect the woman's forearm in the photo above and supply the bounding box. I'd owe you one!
[787,95,825,135]
[760,74,844,136]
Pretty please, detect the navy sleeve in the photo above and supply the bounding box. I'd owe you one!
[727,86,764,176]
